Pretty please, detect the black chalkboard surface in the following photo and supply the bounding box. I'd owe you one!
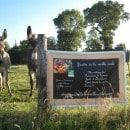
[53,58,119,99]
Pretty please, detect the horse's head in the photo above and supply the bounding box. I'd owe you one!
[27,26,37,49]
[27,26,37,66]
[0,29,7,51]
[0,29,7,40]
[0,29,7,63]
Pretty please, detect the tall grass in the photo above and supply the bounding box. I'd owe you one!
[0,65,130,130]
[0,65,37,130]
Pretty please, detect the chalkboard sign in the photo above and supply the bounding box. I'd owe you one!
[47,51,126,106]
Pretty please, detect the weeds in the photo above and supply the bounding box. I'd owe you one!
[0,65,130,130]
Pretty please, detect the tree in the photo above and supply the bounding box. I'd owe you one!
[47,36,58,50]
[4,41,10,51]
[20,40,28,49]
[84,0,129,51]
[84,28,102,51]
[9,39,28,65]
[53,9,86,51]
[114,43,125,51]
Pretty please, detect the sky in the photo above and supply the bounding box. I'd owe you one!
[0,0,130,49]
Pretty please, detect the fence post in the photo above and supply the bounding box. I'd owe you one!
[36,34,47,110]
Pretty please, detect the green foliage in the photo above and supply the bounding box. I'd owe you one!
[54,9,86,51]
[20,40,28,49]
[47,36,58,50]
[114,43,126,51]
[84,0,130,51]
[4,41,10,51]
[84,29,102,51]
[126,50,130,63]
[9,49,28,65]
[8,39,29,65]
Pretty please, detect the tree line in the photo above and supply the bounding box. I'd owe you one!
[6,0,130,64]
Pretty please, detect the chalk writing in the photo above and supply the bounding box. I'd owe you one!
[77,61,115,68]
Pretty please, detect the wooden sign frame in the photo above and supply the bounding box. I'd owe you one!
[47,51,126,107]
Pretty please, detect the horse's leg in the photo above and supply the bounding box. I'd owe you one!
[2,73,5,90]
[35,69,37,89]
[5,71,12,96]
[29,70,35,96]
[128,62,130,76]
[0,73,2,92]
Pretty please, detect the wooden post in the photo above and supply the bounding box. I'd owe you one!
[36,34,47,110]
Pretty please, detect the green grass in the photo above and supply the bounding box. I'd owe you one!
[0,65,37,102]
[0,65,130,130]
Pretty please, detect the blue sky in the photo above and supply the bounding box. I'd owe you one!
[0,0,130,49]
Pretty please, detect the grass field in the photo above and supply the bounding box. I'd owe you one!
[0,65,130,130]
[0,65,37,102]
[0,65,37,130]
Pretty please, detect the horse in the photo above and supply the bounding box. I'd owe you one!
[27,26,38,96]
[0,29,12,96]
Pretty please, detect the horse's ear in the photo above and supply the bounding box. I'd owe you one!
[27,26,32,39]
[2,29,7,40]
